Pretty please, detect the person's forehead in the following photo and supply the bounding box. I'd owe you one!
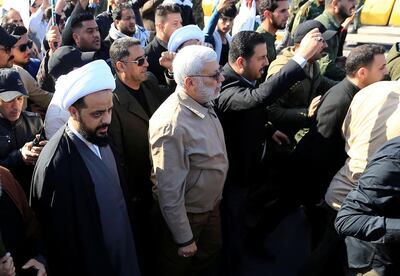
[8,9,22,19]
[166,13,182,23]
[128,45,144,58]
[275,1,289,10]
[202,60,219,73]
[121,8,134,16]
[15,34,29,44]
[82,20,98,28]
[252,43,267,56]
[84,90,113,107]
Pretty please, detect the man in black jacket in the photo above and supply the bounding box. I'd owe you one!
[109,37,169,276]
[335,136,400,275]
[214,29,324,275]
[295,43,387,276]
[0,69,45,197]
[144,4,181,86]
[31,60,140,276]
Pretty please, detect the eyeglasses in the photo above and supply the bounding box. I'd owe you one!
[189,67,223,81]
[17,40,33,52]
[121,55,148,66]
[0,46,11,53]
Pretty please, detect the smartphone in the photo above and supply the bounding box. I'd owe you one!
[32,128,46,147]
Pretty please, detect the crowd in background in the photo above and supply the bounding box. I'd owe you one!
[0,0,400,275]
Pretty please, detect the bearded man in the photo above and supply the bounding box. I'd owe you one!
[30,60,141,276]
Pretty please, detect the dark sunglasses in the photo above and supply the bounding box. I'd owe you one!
[18,40,33,52]
[122,55,148,66]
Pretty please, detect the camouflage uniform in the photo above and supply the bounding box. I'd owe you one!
[291,0,324,36]
[315,10,346,81]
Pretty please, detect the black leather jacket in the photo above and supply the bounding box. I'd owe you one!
[0,111,43,194]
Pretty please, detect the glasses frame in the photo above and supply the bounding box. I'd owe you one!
[189,67,223,81]
[121,55,148,67]
[17,40,33,52]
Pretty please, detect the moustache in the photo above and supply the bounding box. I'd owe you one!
[96,123,110,131]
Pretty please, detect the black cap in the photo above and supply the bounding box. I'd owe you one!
[0,25,18,48]
[293,20,337,44]
[0,69,28,102]
[48,46,96,79]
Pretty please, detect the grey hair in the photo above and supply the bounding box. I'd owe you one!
[173,45,217,87]
[109,37,141,71]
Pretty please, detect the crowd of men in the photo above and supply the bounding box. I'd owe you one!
[0,0,400,275]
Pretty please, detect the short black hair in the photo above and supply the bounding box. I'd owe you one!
[220,4,237,18]
[229,31,266,64]
[71,12,95,31]
[72,96,87,111]
[112,3,133,21]
[155,4,181,24]
[259,0,285,21]
[345,44,386,77]
[109,37,141,72]
[2,23,27,36]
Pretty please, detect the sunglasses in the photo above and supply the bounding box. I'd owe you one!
[121,55,148,66]
[189,67,223,81]
[17,40,33,52]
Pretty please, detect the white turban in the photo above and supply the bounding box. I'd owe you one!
[56,59,116,110]
[167,24,205,53]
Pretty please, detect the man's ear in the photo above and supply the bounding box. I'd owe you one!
[72,32,80,46]
[263,10,271,20]
[68,105,79,120]
[115,60,126,73]
[355,66,367,81]
[236,56,247,70]
[183,76,194,89]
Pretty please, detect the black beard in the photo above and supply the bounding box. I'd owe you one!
[78,123,110,147]
[338,6,352,22]
[86,134,110,147]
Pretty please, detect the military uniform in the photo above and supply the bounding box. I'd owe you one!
[256,25,277,83]
[387,43,400,81]
[315,10,346,81]
[291,0,325,35]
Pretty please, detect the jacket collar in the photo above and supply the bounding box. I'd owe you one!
[113,76,160,121]
[177,88,209,119]
[222,63,256,88]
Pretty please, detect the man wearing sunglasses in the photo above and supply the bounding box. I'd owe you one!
[4,24,40,79]
[0,25,52,112]
[109,37,170,276]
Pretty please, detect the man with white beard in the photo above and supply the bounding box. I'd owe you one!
[149,45,228,276]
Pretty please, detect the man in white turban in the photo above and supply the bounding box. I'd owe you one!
[30,59,141,276]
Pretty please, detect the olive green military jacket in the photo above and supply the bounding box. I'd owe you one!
[256,25,277,63]
[315,10,346,81]
[387,43,400,81]
[291,0,325,34]
[266,47,337,140]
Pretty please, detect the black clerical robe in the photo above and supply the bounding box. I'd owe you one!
[30,126,140,276]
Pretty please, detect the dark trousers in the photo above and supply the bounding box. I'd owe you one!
[298,202,350,276]
[159,204,222,276]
